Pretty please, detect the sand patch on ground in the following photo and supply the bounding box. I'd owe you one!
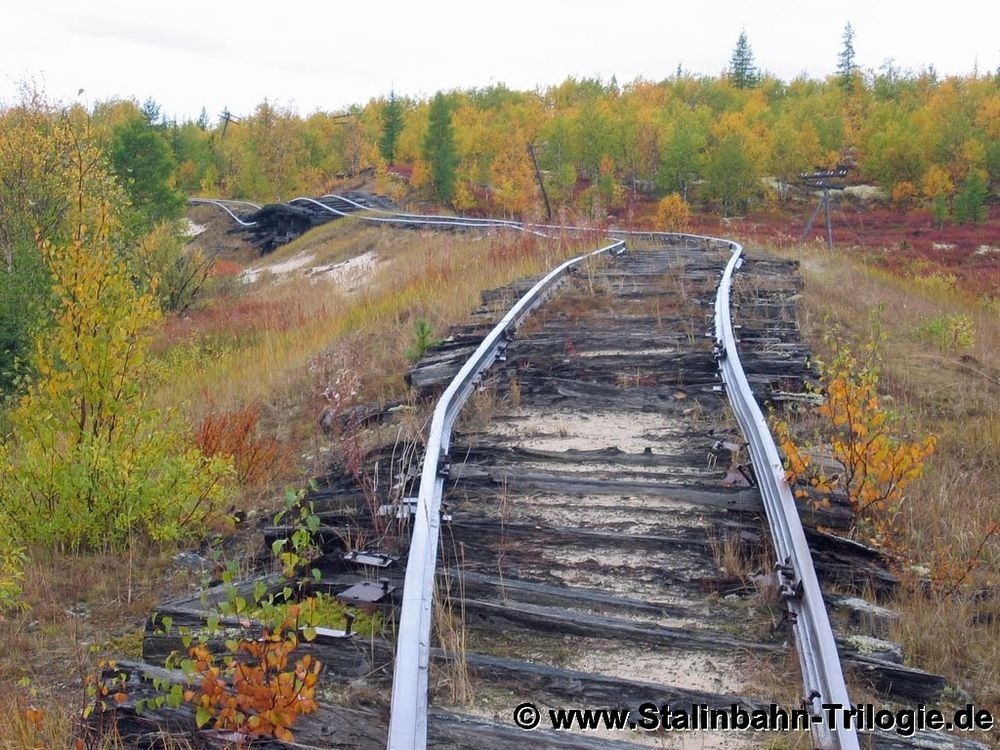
[242,249,379,290]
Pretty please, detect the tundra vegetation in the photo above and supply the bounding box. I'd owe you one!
[0,36,998,743]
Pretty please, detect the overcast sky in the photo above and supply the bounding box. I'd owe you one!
[3,0,999,121]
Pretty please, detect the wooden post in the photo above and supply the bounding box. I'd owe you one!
[824,188,834,249]
[800,192,825,243]
[527,143,553,221]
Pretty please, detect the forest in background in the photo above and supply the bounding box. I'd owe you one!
[0,28,998,747]
[5,51,999,396]
[164,64,1000,221]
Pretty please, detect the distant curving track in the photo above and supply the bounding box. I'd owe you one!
[187,197,261,226]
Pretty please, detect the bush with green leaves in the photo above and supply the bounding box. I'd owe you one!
[0,534,26,613]
[0,215,232,551]
[125,220,217,313]
[914,314,975,350]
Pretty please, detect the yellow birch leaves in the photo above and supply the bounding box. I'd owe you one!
[775,333,936,544]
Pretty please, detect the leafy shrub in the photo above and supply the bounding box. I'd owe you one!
[254,591,381,638]
[139,489,379,743]
[774,331,936,545]
[914,314,975,349]
[270,488,322,581]
[0,224,232,551]
[186,611,321,742]
[655,193,692,231]
[0,537,26,613]
[126,221,217,313]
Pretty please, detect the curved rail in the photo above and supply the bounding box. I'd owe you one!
[321,193,525,230]
[715,244,859,750]
[387,238,626,750]
[187,198,260,227]
[292,196,550,237]
[190,193,858,748]
[197,192,701,240]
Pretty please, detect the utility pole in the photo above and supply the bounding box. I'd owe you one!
[798,166,849,248]
[219,108,241,138]
[527,142,553,222]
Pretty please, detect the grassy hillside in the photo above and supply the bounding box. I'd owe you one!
[774,242,999,718]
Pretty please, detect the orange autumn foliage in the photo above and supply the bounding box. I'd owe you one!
[195,405,291,487]
[187,607,321,742]
[774,334,936,546]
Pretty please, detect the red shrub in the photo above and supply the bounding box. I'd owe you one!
[195,406,292,487]
[210,259,243,277]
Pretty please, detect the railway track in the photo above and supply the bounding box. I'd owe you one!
[111,206,983,750]
[393,234,853,750]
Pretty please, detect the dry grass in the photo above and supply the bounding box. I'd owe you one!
[769,243,1000,720]
[433,532,472,707]
[0,686,196,750]
[0,548,195,749]
[154,224,594,422]
[0,220,604,747]
[147,222,599,510]
[707,531,752,581]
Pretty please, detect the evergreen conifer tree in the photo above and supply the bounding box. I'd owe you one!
[838,23,858,89]
[729,30,758,89]
[422,92,458,202]
[379,91,404,166]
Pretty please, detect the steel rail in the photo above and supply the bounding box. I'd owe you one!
[187,198,260,226]
[188,197,262,210]
[319,199,698,241]
[291,195,505,228]
[387,238,626,750]
[714,243,859,750]
[321,193,525,230]
[195,192,717,242]
[196,193,703,241]
[312,199,751,247]
[288,196,553,237]
[187,192,857,747]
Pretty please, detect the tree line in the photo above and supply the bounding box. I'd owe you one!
[0,90,232,609]
[3,49,997,391]
[161,60,998,222]
[2,39,999,397]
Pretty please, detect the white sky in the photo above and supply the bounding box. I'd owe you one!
[2,0,999,121]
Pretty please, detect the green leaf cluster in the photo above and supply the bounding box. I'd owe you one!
[0,532,26,612]
[0,209,232,551]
